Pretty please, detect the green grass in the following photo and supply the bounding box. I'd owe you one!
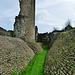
[12,46,49,75]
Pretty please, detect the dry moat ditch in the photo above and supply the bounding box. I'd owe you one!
[11,44,49,75]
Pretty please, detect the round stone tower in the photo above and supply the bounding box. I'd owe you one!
[14,0,35,42]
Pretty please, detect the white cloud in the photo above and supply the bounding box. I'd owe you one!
[36,0,70,9]
[0,0,19,30]
[35,0,75,32]
[35,8,66,32]
[0,9,19,18]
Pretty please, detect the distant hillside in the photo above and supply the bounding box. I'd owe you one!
[44,29,75,75]
[0,36,34,74]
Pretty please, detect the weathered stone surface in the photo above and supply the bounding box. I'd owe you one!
[44,30,75,75]
[14,0,35,42]
[26,42,43,53]
[0,27,13,37]
[0,36,34,74]
[35,26,38,42]
[38,33,51,43]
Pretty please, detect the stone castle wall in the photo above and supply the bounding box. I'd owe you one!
[14,0,35,42]
[35,26,38,42]
[44,30,75,75]
[0,27,13,37]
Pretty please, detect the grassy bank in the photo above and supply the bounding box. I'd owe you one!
[12,46,49,75]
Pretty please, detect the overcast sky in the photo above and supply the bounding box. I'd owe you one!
[0,0,75,33]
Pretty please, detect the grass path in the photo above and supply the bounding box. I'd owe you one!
[12,46,49,75]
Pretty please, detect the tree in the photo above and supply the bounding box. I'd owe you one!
[64,20,73,31]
